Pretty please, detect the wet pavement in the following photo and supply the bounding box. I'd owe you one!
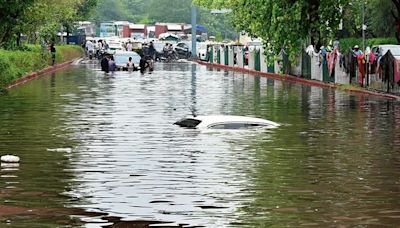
[0,62,400,227]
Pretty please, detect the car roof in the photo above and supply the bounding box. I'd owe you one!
[114,51,140,55]
[190,115,280,127]
[373,45,400,56]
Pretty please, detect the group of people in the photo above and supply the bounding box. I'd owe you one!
[100,53,154,75]
[96,39,175,76]
[162,43,178,61]
[84,39,109,60]
[100,54,116,75]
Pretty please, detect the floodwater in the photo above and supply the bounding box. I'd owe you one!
[0,62,399,227]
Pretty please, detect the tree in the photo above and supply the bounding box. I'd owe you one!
[391,0,400,43]
[0,0,35,47]
[92,0,135,23]
[77,0,99,20]
[194,0,349,61]
[0,0,99,48]
[21,0,83,43]
[147,0,192,23]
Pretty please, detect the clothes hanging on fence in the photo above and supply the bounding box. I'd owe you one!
[343,50,357,80]
[321,46,328,64]
[327,48,338,77]
[369,52,376,64]
[369,51,377,74]
[357,54,365,87]
[381,51,395,87]
[395,58,400,86]
[340,54,345,68]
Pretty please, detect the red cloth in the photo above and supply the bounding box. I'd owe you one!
[327,49,337,77]
[357,54,365,87]
[395,59,400,85]
[369,52,376,64]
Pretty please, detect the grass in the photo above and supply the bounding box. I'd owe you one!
[339,37,398,52]
[0,45,83,88]
[336,83,362,91]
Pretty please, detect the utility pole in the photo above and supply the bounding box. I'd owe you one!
[362,1,366,51]
[191,5,197,58]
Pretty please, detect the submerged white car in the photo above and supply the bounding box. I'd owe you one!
[174,115,280,130]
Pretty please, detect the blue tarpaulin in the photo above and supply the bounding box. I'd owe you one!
[196,25,208,33]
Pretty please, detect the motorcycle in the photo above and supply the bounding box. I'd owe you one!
[87,49,94,60]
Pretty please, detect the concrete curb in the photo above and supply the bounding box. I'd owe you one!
[196,61,400,100]
[6,59,77,90]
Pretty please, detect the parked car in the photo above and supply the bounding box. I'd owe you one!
[113,51,141,71]
[108,41,124,51]
[174,115,280,130]
[372,45,400,57]
[174,42,191,59]
[371,45,400,85]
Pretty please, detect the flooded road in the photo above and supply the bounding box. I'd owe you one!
[0,62,400,227]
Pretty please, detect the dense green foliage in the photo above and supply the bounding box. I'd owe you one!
[0,45,83,88]
[194,0,350,61]
[0,0,35,47]
[92,0,193,23]
[91,0,237,40]
[194,0,398,61]
[0,0,99,49]
[339,38,398,52]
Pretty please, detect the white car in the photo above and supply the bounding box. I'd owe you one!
[372,44,400,57]
[108,41,124,51]
[174,115,280,130]
[113,51,141,70]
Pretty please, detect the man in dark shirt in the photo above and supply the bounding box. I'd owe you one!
[50,43,56,65]
[101,55,109,73]
[139,54,149,74]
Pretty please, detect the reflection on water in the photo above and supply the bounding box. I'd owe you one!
[0,62,399,227]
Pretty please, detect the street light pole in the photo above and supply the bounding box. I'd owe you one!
[362,1,365,51]
[191,5,197,58]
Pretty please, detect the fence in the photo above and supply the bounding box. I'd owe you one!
[204,44,400,95]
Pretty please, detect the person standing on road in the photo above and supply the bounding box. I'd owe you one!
[149,41,156,60]
[85,39,94,59]
[126,57,136,72]
[127,41,133,52]
[101,55,110,73]
[139,54,149,74]
[108,55,116,76]
[49,42,56,66]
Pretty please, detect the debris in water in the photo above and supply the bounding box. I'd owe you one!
[47,148,72,153]
[1,155,20,163]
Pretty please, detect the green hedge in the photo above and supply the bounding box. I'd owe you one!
[0,45,83,88]
[339,37,398,53]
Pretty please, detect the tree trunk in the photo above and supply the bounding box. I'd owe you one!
[66,23,70,45]
[392,0,400,43]
[309,0,321,50]
[16,32,21,47]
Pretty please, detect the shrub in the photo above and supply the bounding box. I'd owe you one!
[339,37,398,53]
[0,45,83,88]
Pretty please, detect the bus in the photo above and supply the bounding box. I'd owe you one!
[99,22,117,37]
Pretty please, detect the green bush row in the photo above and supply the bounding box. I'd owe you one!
[339,37,398,52]
[0,45,83,88]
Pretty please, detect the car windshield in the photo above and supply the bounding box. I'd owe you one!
[114,53,140,66]
[174,118,202,129]
[381,46,400,56]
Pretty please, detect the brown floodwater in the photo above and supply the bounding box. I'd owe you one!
[0,62,399,227]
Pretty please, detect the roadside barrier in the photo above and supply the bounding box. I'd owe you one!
[203,44,400,96]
